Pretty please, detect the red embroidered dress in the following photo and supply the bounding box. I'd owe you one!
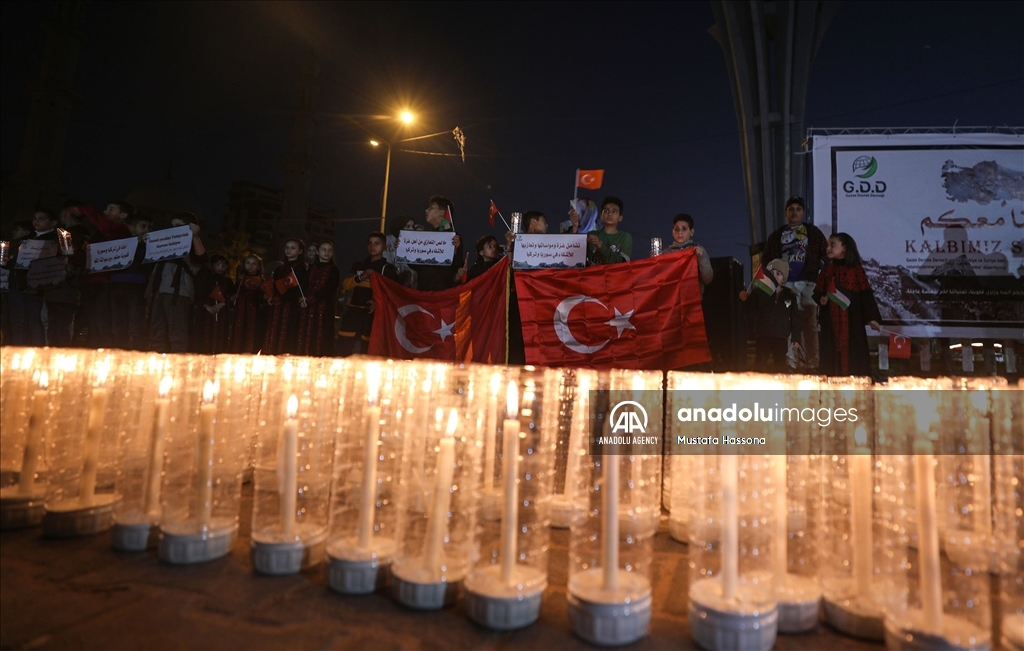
[229,274,267,353]
[813,259,881,376]
[263,260,307,355]
[298,261,340,356]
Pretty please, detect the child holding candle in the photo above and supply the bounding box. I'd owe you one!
[337,232,397,357]
[813,233,881,376]
[228,254,267,353]
[263,238,307,355]
[298,240,341,356]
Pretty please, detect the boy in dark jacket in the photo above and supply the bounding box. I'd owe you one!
[739,258,801,373]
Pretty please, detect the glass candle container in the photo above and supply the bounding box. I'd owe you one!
[42,351,122,537]
[0,348,48,529]
[877,381,993,651]
[550,369,597,529]
[665,372,719,544]
[650,237,662,257]
[510,212,522,234]
[0,240,10,266]
[326,359,410,593]
[250,358,336,574]
[111,354,173,550]
[566,370,662,646]
[993,382,1022,651]
[390,362,482,610]
[465,366,558,630]
[686,375,778,651]
[158,358,246,564]
[56,228,73,255]
[818,378,883,640]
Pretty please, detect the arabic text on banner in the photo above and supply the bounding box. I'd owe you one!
[14,240,58,270]
[512,234,587,270]
[26,256,67,289]
[85,236,139,274]
[394,230,456,266]
[142,225,192,264]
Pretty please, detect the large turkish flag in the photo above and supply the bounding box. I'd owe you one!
[369,257,509,363]
[515,249,710,369]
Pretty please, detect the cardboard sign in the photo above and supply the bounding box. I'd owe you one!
[512,234,587,270]
[85,236,139,273]
[143,225,192,264]
[14,240,58,269]
[395,230,456,266]
[26,256,67,289]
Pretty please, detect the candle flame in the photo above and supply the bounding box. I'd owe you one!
[506,380,518,418]
[366,363,381,404]
[37,370,48,390]
[445,408,458,438]
[632,374,645,392]
[489,373,501,397]
[854,425,867,448]
[578,374,590,394]
[282,360,294,382]
[94,358,110,386]
[202,380,218,403]
[159,375,173,398]
[287,394,298,419]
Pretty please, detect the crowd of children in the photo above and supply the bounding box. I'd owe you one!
[3,192,883,376]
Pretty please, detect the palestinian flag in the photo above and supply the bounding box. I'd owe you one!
[751,266,776,296]
[827,280,850,310]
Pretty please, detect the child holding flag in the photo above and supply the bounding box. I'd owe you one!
[739,258,801,373]
[194,254,233,354]
[337,232,398,356]
[263,238,308,355]
[229,254,267,353]
[298,240,341,356]
[813,232,881,376]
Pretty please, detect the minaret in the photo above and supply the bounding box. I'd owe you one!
[1,1,87,224]
[278,47,319,243]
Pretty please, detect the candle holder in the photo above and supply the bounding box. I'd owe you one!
[158,359,246,564]
[465,367,558,630]
[56,228,74,256]
[0,349,48,529]
[42,352,121,537]
[877,381,993,651]
[390,363,481,610]
[650,237,662,257]
[477,369,505,522]
[993,382,1022,651]
[685,377,778,651]
[665,373,719,544]
[111,355,173,550]
[251,358,335,574]
[550,369,597,529]
[566,370,661,646]
[0,239,10,266]
[510,212,522,234]
[326,359,407,593]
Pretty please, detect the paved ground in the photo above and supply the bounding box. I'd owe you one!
[2,485,883,651]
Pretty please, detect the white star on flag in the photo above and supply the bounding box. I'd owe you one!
[434,318,455,341]
[605,308,635,338]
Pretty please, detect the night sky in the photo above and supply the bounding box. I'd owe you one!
[2,1,1022,274]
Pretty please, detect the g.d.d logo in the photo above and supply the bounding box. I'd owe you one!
[610,400,648,434]
[853,156,878,178]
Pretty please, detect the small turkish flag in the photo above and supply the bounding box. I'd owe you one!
[260,278,275,298]
[208,284,226,303]
[889,332,911,359]
[242,275,264,291]
[275,270,298,294]
[488,200,500,228]
[576,169,604,190]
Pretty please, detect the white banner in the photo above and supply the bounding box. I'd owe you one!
[0,267,9,293]
[86,236,139,273]
[26,256,67,289]
[395,230,456,266]
[512,234,587,270]
[811,133,1024,338]
[14,240,57,270]
[143,225,192,264]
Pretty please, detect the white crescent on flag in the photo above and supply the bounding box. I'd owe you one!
[395,304,434,354]
[553,295,636,355]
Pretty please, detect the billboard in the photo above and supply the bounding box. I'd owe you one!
[811,132,1024,338]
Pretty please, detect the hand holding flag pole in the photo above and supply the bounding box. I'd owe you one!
[292,267,305,301]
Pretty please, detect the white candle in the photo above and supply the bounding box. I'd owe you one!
[500,381,520,584]
[914,439,942,633]
[19,371,48,495]
[483,374,500,491]
[969,392,992,538]
[602,419,619,591]
[196,380,218,529]
[850,426,873,598]
[722,452,739,601]
[424,409,458,578]
[280,395,299,538]
[630,375,645,510]
[563,375,590,497]
[358,365,382,549]
[770,427,788,585]
[79,361,110,505]
[143,376,173,518]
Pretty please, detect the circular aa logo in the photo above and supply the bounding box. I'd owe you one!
[609,400,648,435]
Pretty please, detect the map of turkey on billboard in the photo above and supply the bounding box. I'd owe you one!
[811,132,1023,338]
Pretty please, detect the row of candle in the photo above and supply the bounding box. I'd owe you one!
[0,347,1021,650]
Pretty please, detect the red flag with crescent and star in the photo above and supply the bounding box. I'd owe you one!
[889,332,911,359]
[514,249,710,370]
[488,200,500,228]
[368,256,509,363]
[576,169,604,190]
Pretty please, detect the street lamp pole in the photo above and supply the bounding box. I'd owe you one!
[380,141,391,233]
